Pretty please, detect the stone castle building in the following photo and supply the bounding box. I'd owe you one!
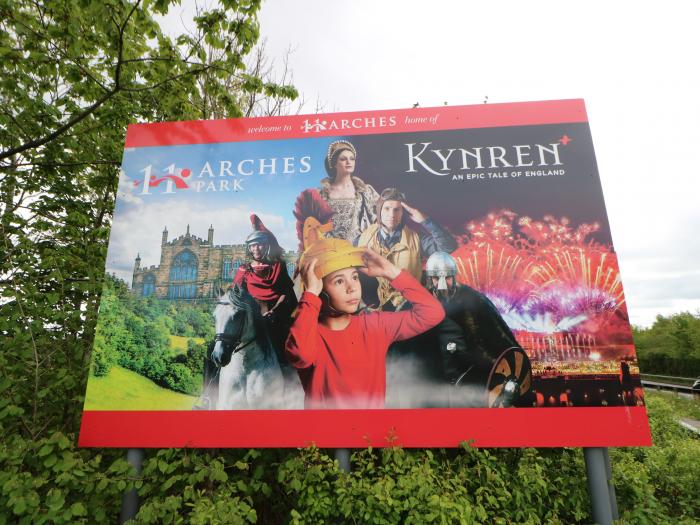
[131,225,297,302]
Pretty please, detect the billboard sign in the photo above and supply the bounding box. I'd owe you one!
[79,100,651,447]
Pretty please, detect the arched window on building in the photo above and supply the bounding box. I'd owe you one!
[222,257,245,283]
[222,258,232,281]
[168,249,198,299]
[142,274,156,297]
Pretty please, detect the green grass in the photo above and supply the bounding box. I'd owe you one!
[646,389,700,419]
[84,365,197,410]
[169,334,206,353]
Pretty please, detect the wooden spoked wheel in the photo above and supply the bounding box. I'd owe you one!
[485,347,532,408]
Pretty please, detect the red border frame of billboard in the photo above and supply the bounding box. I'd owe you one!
[79,407,651,448]
[80,99,653,448]
[124,99,589,148]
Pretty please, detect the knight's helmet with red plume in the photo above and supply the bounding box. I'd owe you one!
[245,214,283,260]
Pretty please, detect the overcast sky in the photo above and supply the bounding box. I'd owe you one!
[160,1,700,327]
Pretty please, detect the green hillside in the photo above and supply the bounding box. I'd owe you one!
[84,365,197,410]
[169,334,206,353]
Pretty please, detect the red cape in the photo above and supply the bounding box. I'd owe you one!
[233,262,289,302]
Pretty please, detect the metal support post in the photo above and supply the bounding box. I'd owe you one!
[334,448,351,473]
[119,448,145,524]
[583,447,614,525]
[602,448,619,520]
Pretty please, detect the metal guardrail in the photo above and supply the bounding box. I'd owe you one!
[640,373,696,386]
[679,419,700,436]
[641,380,697,395]
[641,374,694,380]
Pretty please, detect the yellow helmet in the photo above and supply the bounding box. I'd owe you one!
[300,217,365,279]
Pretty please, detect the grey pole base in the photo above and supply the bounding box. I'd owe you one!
[334,448,351,473]
[583,447,616,525]
[119,448,145,524]
[602,448,619,520]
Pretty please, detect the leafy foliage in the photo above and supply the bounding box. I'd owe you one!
[0,0,295,441]
[1,392,698,523]
[0,432,130,524]
[1,2,697,524]
[91,274,210,394]
[633,311,700,376]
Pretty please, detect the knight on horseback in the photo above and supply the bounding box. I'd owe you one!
[232,215,299,388]
[422,251,532,407]
[206,214,301,409]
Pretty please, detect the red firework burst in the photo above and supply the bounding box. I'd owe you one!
[452,210,625,323]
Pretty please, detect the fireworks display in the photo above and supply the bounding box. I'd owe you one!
[453,210,636,379]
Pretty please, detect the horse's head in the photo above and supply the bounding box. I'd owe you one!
[211,283,259,366]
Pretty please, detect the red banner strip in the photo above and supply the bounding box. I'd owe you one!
[124,99,588,148]
[79,406,650,448]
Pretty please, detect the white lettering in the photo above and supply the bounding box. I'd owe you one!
[460,148,484,169]
[219,160,235,177]
[405,143,444,176]
[237,159,254,176]
[537,144,563,166]
[162,179,176,194]
[259,158,277,175]
[432,148,456,171]
[487,146,512,168]
[199,161,215,178]
[514,145,534,166]
[139,165,152,195]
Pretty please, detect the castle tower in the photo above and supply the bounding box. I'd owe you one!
[208,224,214,245]
[162,227,168,245]
[132,253,141,290]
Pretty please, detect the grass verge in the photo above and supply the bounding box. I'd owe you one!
[84,365,196,410]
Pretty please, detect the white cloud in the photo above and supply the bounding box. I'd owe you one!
[105,199,298,286]
[115,168,144,206]
[154,1,700,327]
[255,1,700,328]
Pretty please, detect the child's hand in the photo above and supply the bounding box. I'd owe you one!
[360,249,401,281]
[301,258,323,296]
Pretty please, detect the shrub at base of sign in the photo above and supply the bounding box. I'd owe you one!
[1,391,698,524]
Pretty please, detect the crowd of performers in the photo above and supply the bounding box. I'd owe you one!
[216,140,526,410]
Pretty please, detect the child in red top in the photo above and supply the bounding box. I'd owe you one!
[285,248,445,409]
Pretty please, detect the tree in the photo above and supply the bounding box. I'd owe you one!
[633,311,700,359]
[633,311,700,376]
[0,0,296,440]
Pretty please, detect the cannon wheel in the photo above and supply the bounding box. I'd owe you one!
[485,347,532,408]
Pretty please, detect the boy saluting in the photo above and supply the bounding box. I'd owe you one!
[285,219,445,409]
